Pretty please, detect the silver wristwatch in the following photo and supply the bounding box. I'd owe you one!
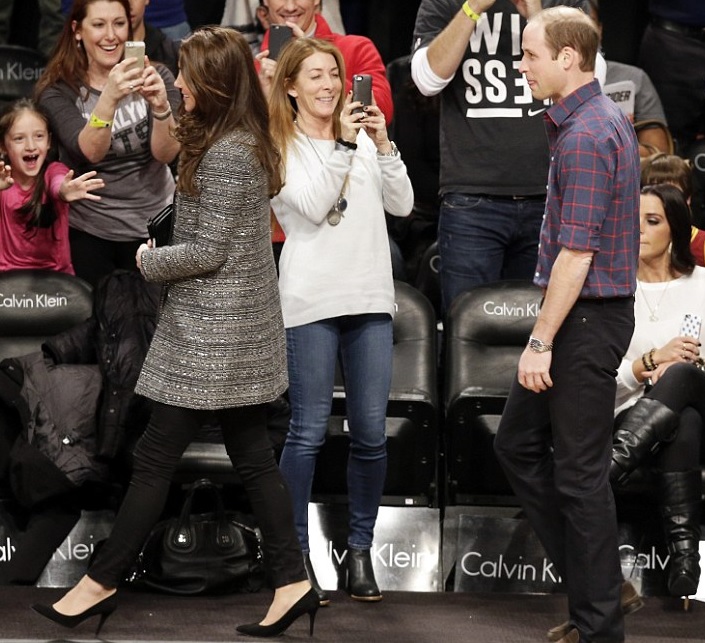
[377,141,399,157]
[528,336,554,353]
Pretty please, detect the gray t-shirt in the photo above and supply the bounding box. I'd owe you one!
[605,60,667,124]
[39,64,179,241]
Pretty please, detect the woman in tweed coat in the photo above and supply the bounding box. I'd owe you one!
[32,27,317,639]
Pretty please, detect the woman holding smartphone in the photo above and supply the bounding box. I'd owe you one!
[267,38,412,605]
[609,184,704,599]
[34,0,180,287]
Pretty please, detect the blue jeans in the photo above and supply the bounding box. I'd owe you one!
[279,314,393,552]
[438,193,544,313]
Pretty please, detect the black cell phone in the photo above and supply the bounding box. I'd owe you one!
[268,25,293,60]
[352,74,372,114]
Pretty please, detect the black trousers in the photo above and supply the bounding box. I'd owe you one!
[89,402,305,589]
[623,362,705,471]
[495,298,634,643]
[69,228,143,289]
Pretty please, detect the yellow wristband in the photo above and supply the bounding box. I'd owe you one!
[462,1,481,22]
[88,113,113,129]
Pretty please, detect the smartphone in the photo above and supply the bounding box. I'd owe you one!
[352,74,372,114]
[124,41,145,70]
[680,313,702,339]
[268,25,293,61]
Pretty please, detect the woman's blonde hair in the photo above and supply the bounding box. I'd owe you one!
[175,27,282,198]
[268,37,346,166]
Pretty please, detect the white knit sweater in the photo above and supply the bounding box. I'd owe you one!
[272,130,413,328]
[615,266,705,414]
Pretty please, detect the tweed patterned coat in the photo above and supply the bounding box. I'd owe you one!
[135,130,288,409]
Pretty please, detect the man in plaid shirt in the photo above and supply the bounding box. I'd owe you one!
[495,6,640,643]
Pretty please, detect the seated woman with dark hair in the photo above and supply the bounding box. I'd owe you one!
[611,183,704,598]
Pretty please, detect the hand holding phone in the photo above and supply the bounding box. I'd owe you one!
[124,41,145,70]
[268,25,293,61]
[680,313,702,339]
[352,74,372,115]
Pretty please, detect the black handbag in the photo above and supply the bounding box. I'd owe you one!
[146,203,173,247]
[136,478,265,595]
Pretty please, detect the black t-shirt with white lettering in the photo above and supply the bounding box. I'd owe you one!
[412,0,550,196]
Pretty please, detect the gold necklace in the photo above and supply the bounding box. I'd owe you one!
[638,278,673,322]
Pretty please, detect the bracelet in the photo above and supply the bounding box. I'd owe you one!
[642,348,657,371]
[528,336,553,354]
[335,138,357,150]
[152,106,173,121]
[462,1,481,22]
[641,352,651,372]
[88,113,113,129]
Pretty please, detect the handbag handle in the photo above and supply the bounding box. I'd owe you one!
[170,478,233,551]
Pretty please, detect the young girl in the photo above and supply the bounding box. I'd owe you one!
[0,99,104,274]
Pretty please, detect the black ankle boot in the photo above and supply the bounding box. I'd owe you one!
[611,398,679,486]
[658,469,702,597]
[347,547,382,602]
[303,553,330,606]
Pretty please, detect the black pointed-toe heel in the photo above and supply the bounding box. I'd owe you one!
[32,592,117,637]
[236,587,319,638]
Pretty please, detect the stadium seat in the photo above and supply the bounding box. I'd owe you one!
[444,280,541,504]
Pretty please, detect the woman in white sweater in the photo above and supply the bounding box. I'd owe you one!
[611,183,704,598]
[268,37,412,605]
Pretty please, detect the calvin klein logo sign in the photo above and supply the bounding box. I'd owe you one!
[483,300,540,317]
[619,544,669,572]
[326,541,435,570]
[51,535,96,562]
[0,61,44,83]
[0,292,69,308]
[0,535,97,564]
[460,551,560,584]
[0,536,16,561]
[454,514,562,593]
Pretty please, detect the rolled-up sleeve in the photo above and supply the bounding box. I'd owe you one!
[556,131,614,253]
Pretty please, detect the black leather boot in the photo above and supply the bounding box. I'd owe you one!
[611,398,679,486]
[658,469,702,597]
[347,547,382,602]
[303,553,330,606]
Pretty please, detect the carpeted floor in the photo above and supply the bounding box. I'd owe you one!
[0,587,702,642]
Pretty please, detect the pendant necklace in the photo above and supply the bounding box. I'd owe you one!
[638,278,672,322]
[295,120,349,226]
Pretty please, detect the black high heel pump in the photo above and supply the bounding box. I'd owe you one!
[236,587,319,638]
[31,592,117,637]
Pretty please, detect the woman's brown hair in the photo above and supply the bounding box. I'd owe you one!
[174,27,283,198]
[34,0,132,100]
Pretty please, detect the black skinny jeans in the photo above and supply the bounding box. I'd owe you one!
[88,401,305,589]
[618,362,705,471]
